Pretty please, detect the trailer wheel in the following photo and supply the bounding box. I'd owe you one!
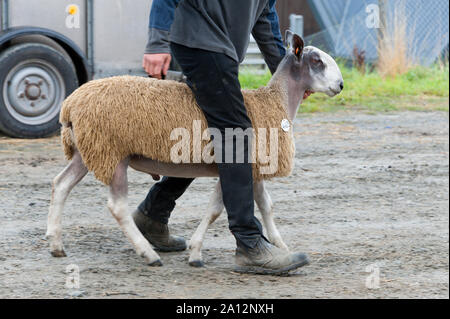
[0,43,78,138]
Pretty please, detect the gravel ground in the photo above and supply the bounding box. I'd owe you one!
[0,111,448,299]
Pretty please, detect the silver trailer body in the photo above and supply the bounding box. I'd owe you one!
[0,0,157,137]
[2,0,153,78]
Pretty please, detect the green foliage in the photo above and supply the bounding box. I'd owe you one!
[239,70,272,89]
[239,64,449,113]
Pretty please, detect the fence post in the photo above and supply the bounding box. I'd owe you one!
[289,14,304,37]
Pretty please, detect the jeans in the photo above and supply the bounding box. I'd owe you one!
[138,43,263,249]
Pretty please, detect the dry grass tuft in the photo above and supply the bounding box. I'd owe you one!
[377,1,415,78]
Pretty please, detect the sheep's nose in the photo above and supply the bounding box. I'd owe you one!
[339,81,344,91]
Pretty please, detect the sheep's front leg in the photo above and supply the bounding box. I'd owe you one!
[254,180,289,251]
[188,181,224,267]
[108,159,162,266]
[46,151,88,257]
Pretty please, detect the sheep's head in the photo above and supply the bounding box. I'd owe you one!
[284,30,344,97]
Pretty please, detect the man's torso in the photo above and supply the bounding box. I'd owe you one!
[170,0,270,63]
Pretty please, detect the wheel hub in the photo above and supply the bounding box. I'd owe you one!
[24,83,42,101]
[7,66,56,116]
[3,59,65,125]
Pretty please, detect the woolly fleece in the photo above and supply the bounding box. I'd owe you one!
[60,76,295,185]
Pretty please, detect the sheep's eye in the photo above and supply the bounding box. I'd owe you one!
[312,57,323,65]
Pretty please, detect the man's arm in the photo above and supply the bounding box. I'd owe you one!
[251,0,286,74]
[143,0,180,78]
[145,0,180,54]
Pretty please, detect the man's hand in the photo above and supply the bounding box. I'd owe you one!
[142,53,172,79]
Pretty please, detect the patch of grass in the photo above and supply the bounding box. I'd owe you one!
[239,70,272,89]
[239,64,449,113]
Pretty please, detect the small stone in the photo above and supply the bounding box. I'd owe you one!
[68,290,86,298]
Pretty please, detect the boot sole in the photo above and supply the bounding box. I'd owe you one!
[234,257,310,275]
[149,241,187,252]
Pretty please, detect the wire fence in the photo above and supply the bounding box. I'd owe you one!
[305,0,449,65]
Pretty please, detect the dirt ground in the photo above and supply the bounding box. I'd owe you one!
[0,111,448,299]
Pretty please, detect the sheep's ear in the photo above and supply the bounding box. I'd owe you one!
[292,34,304,59]
[285,30,294,49]
[285,30,304,60]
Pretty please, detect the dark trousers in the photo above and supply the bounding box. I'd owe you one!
[138,43,263,249]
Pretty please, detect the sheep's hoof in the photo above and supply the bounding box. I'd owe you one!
[51,249,67,257]
[150,174,161,181]
[189,260,205,268]
[148,259,163,267]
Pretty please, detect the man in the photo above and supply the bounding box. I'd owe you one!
[134,0,308,274]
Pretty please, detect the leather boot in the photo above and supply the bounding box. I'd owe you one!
[132,209,187,252]
[235,237,309,275]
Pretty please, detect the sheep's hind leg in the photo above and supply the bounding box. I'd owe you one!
[254,180,289,251]
[46,151,88,257]
[108,159,162,266]
[188,181,224,267]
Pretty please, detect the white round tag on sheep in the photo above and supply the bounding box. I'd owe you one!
[281,119,291,132]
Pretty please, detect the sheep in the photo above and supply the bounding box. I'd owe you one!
[59,75,295,185]
[46,32,344,268]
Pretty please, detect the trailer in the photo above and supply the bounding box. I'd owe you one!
[0,0,162,138]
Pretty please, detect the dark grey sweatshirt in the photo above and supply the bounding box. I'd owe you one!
[145,0,286,73]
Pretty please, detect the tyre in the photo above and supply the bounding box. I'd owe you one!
[0,43,79,138]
